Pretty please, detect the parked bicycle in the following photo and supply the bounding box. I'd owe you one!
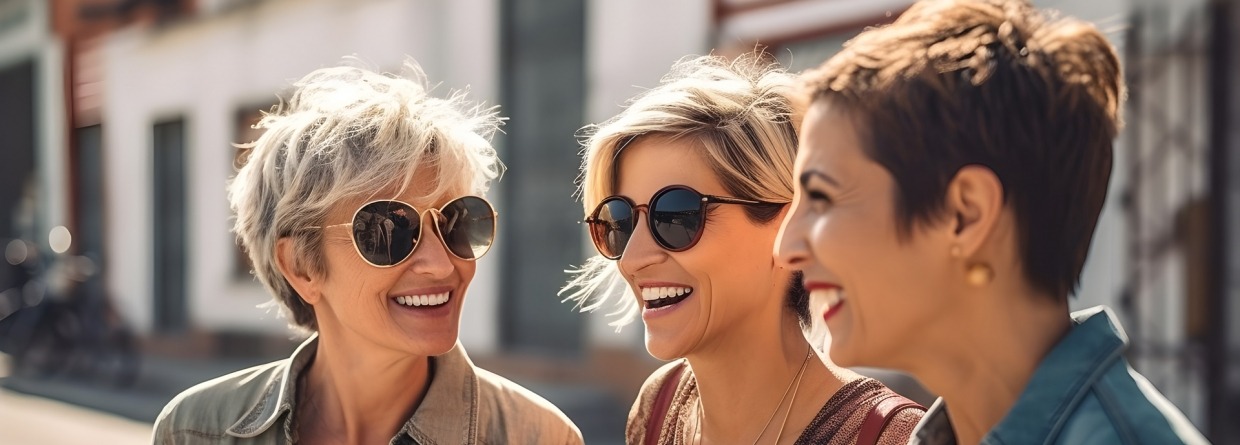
[0,235,140,387]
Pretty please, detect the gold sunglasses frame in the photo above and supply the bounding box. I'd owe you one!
[312,195,498,267]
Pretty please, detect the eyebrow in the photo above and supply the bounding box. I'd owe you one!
[799,170,840,188]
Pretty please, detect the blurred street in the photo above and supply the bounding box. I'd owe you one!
[0,356,150,445]
[0,0,1235,442]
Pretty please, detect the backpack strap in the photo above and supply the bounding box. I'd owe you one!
[644,361,687,445]
[857,393,923,445]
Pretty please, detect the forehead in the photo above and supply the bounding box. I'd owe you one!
[799,101,866,167]
[333,166,466,217]
[613,136,725,202]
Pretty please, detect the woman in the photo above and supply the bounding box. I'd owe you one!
[564,54,923,445]
[775,1,1209,444]
[152,60,582,444]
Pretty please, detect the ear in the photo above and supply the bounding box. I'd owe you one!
[274,237,322,305]
[944,165,1004,258]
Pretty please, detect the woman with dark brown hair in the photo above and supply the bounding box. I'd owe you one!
[777,1,1210,444]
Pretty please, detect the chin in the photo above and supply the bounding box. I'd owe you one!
[403,329,460,357]
[643,331,690,361]
[827,338,862,368]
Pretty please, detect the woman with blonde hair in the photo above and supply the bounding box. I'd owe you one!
[564,54,923,445]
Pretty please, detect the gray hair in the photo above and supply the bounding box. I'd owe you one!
[560,54,800,329]
[229,58,504,333]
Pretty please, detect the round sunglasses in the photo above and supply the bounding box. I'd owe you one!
[584,185,780,260]
[315,196,497,267]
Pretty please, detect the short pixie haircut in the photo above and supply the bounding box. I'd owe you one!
[802,0,1123,299]
[562,54,804,328]
[229,59,503,333]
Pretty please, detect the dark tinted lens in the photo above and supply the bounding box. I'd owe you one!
[651,188,703,250]
[352,201,421,266]
[437,196,496,259]
[590,198,636,259]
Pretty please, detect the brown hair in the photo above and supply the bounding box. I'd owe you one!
[801,0,1124,299]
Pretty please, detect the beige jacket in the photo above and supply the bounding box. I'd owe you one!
[152,335,582,444]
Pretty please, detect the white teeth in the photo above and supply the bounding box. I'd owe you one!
[395,292,450,307]
[810,288,843,307]
[641,286,694,301]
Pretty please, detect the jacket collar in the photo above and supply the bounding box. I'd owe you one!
[984,306,1127,444]
[226,334,481,444]
[912,306,1129,445]
[226,334,316,438]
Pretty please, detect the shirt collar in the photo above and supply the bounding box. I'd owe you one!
[226,333,317,438]
[225,334,481,444]
[911,306,1128,445]
[398,341,479,444]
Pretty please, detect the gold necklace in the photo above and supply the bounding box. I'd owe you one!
[689,347,813,445]
[770,349,811,445]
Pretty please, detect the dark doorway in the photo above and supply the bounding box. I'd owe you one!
[0,59,37,240]
[152,118,188,333]
[498,0,587,354]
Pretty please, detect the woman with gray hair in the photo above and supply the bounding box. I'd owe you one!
[152,59,582,444]
[564,54,923,445]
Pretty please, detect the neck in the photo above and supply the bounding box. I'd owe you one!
[905,281,1071,445]
[298,326,432,444]
[688,310,857,445]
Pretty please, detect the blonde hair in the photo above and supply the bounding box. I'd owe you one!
[229,57,504,333]
[561,54,800,328]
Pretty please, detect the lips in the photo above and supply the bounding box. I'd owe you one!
[390,287,454,309]
[393,291,450,307]
[640,285,694,309]
[804,282,845,322]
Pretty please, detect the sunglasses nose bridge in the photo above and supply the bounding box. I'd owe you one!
[631,203,651,221]
[624,203,664,249]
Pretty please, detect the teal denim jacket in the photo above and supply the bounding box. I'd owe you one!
[151,335,583,444]
[909,306,1211,445]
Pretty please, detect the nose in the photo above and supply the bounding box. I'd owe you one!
[774,200,809,270]
[617,209,665,275]
[406,212,455,279]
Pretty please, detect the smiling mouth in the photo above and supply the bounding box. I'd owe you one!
[392,291,450,308]
[810,288,845,320]
[642,286,693,309]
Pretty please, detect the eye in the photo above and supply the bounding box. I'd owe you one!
[802,188,833,212]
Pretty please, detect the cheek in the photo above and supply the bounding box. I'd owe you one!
[453,259,477,283]
[807,209,905,303]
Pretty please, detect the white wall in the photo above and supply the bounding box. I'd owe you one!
[101,0,502,353]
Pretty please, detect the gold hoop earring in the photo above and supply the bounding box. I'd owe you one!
[966,263,994,287]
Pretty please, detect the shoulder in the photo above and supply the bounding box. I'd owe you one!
[473,367,584,444]
[836,378,926,445]
[626,360,689,443]
[874,392,927,445]
[153,360,286,443]
[628,360,688,422]
[1056,365,1209,445]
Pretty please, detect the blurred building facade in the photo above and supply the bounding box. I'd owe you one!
[1,0,1236,442]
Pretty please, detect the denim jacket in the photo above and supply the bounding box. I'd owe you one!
[910,306,1210,445]
[152,335,583,444]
